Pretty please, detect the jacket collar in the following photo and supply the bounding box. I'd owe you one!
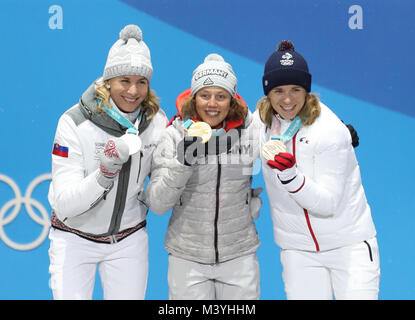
[78,79,152,136]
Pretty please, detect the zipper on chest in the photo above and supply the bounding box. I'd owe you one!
[136,150,143,183]
[214,160,221,263]
[108,156,132,240]
[293,134,320,252]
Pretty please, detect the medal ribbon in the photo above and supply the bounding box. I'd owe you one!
[270,115,302,143]
[183,119,226,136]
[98,99,142,135]
[182,119,193,130]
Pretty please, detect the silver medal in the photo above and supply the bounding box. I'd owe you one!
[121,133,142,155]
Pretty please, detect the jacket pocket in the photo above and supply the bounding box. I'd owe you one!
[137,189,149,208]
[363,240,373,262]
[89,187,112,210]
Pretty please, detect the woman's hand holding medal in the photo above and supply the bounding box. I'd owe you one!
[184,120,212,144]
[262,139,287,161]
[97,138,130,188]
[263,138,297,182]
[121,128,142,155]
[178,120,212,166]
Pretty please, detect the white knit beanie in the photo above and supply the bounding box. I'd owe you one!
[103,24,153,81]
[190,53,237,97]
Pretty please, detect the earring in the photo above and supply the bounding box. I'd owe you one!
[106,84,111,89]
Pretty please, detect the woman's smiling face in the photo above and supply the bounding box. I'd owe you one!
[267,84,306,120]
[194,86,232,129]
[108,75,149,112]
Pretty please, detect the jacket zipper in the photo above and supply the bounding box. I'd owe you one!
[364,240,373,262]
[108,157,131,243]
[136,151,143,183]
[109,177,124,243]
[89,188,111,209]
[293,133,320,252]
[303,209,320,251]
[66,184,113,222]
[214,161,222,263]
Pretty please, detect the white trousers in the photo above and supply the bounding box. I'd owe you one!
[280,237,380,300]
[168,253,260,300]
[48,227,148,300]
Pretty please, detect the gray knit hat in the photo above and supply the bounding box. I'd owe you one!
[190,54,237,97]
[103,24,153,81]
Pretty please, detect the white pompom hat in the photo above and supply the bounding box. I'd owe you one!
[103,24,153,81]
[190,53,237,97]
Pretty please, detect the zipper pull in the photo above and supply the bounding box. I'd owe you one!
[137,151,144,183]
[109,235,117,244]
[90,186,112,209]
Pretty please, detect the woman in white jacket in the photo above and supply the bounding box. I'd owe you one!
[256,40,380,299]
[146,54,262,300]
[48,25,167,299]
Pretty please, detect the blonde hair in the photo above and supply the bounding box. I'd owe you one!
[180,95,247,121]
[95,80,160,120]
[256,93,321,128]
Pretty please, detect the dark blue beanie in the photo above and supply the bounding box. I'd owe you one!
[262,40,312,95]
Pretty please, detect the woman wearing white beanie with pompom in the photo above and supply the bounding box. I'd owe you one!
[48,25,168,300]
[146,53,262,300]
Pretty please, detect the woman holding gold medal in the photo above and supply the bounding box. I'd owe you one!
[147,54,262,299]
[48,25,168,299]
[255,40,380,299]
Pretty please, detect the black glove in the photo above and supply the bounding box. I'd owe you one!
[346,124,359,148]
[205,128,239,156]
[177,136,206,166]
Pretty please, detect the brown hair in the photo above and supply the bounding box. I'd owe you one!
[180,95,247,121]
[95,80,160,120]
[256,92,321,128]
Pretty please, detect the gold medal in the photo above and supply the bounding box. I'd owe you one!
[185,121,212,144]
[262,139,286,161]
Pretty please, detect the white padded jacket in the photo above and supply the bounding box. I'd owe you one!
[48,81,167,239]
[256,103,376,252]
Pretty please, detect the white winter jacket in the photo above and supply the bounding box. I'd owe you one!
[256,103,376,251]
[48,81,167,240]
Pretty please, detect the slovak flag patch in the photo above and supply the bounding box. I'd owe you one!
[52,143,69,157]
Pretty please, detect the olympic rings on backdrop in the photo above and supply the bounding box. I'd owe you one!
[0,174,51,251]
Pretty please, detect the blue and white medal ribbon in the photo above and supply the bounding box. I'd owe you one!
[262,115,302,161]
[99,99,142,155]
[270,115,302,143]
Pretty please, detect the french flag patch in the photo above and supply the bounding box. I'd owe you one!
[52,143,69,158]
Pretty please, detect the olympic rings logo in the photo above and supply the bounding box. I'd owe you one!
[0,174,51,251]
